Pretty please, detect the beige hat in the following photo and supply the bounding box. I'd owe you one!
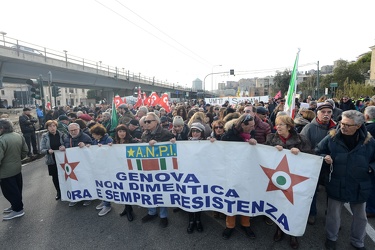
[173,116,184,126]
[191,122,205,133]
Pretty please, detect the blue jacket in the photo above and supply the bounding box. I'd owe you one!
[316,125,375,203]
[91,134,113,145]
[64,130,92,148]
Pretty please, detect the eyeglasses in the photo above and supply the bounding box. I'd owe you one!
[214,108,219,111]
[242,115,253,125]
[340,122,357,128]
[144,120,155,124]
[191,129,202,133]
[69,129,79,132]
[244,110,252,113]
[214,126,224,129]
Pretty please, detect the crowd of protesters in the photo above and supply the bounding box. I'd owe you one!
[2,94,375,250]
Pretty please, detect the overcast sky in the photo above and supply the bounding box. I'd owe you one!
[1,0,375,90]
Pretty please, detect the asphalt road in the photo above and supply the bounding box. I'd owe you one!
[1,158,375,250]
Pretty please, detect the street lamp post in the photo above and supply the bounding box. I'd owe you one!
[0,31,6,46]
[211,64,222,91]
[63,50,68,67]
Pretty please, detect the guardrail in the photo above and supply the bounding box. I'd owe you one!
[0,35,196,93]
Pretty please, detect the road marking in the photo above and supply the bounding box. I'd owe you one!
[344,203,375,242]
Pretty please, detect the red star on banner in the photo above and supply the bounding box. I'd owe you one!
[59,152,80,181]
[260,155,309,204]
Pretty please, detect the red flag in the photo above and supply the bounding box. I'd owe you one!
[133,88,143,108]
[158,93,171,112]
[274,90,282,100]
[149,92,160,107]
[144,93,151,106]
[114,95,125,108]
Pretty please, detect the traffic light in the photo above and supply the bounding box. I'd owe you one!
[230,69,235,76]
[52,85,61,97]
[26,78,42,100]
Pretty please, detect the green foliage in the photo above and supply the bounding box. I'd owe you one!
[312,52,372,99]
[273,69,291,97]
[299,75,317,98]
[334,81,375,99]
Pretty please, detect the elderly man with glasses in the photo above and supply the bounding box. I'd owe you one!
[140,112,175,228]
[300,103,337,225]
[316,110,375,250]
[60,123,92,207]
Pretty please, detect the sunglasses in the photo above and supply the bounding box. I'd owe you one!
[214,126,224,129]
[144,120,155,124]
[191,129,202,133]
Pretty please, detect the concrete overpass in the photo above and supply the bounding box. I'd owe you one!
[0,36,215,102]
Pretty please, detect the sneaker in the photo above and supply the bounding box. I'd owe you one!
[98,206,112,216]
[160,217,168,228]
[325,239,336,250]
[3,210,25,220]
[3,207,13,213]
[96,201,106,210]
[69,202,77,207]
[222,227,234,240]
[141,213,157,223]
[242,226,256,239]
[82,201,91,206]
[308,215,316,225]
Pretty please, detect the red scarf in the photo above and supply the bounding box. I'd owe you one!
[316,118,336,129]
[278,133,292,144]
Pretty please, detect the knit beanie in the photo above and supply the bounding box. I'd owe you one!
[173,116,184,126]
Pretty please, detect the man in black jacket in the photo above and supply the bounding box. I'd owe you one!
[19,108,38,158]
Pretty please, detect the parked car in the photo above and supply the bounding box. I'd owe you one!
[11,45,43,55]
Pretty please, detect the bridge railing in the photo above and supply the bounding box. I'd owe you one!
[0,35,195,93]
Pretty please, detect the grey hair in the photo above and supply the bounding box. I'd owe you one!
[68,123,80,130]
[342,110,365,125]
[138,106,148,115]
[146,112,161,124]
[0,119,14,133]
[102,112,111,118]
[365,106,375,120]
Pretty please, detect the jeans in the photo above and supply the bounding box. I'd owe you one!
[103,201,111,207]
[148,207,168,218]
[0,173,24,212]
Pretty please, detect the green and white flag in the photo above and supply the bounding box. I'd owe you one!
[284,49,300,118]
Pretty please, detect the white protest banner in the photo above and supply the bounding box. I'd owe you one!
[205,96,269,106]
[55,142,322,236]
